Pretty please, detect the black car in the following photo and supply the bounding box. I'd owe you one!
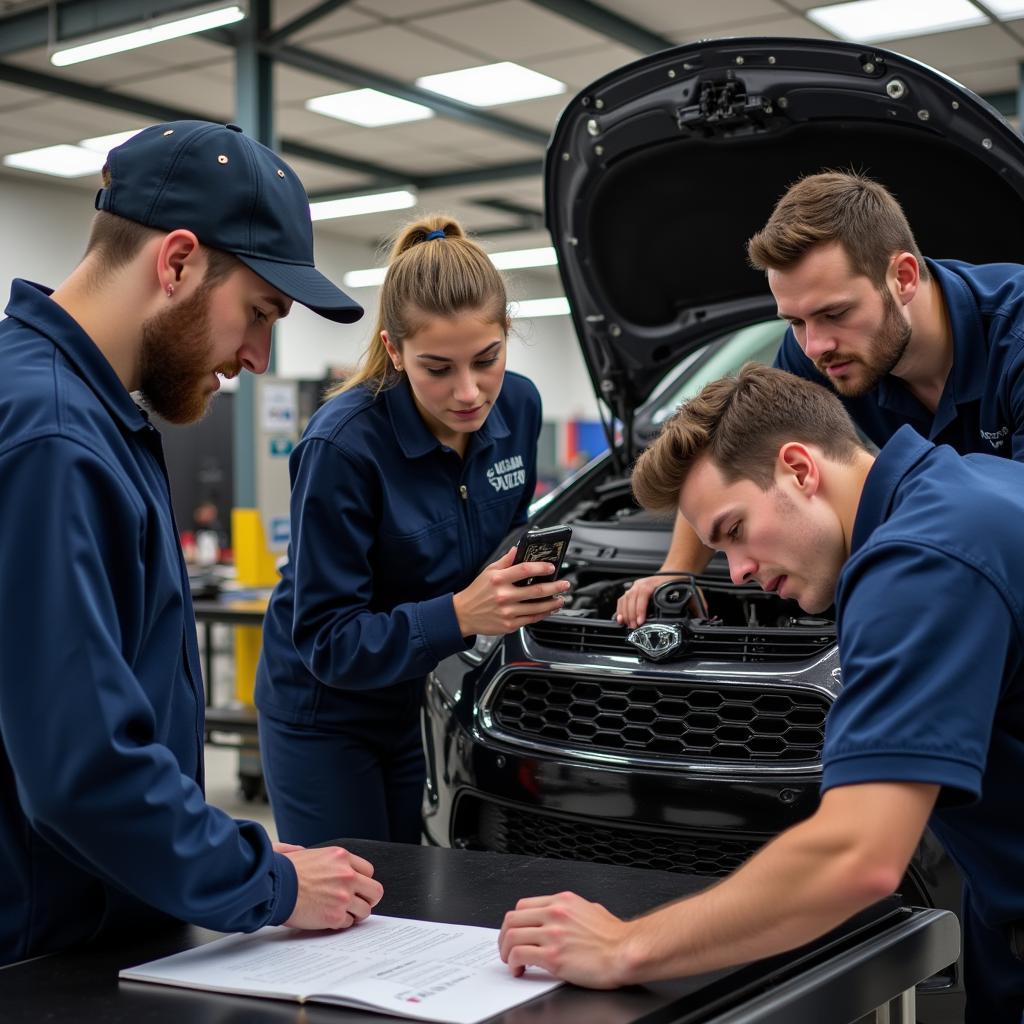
[421,37,1024,1022]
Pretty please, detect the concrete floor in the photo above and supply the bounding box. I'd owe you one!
[204,744,276,838]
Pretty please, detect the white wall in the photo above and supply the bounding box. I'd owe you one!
[0,177,95,290]
[0,175,601,422]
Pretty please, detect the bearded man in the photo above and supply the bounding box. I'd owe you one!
[0,121,384,966]
[618,170,1024,628]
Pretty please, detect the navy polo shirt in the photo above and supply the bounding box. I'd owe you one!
[255,371,541,726]
[0,281,296,966]
[823,426,1024,931]
[776,258,1024,458]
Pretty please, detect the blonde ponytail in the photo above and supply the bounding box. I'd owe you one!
[327,213,507,398]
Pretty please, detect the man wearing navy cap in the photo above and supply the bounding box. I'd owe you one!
[504,365,1024,1022]
[619,170,1024,628]
[0,121,380,966]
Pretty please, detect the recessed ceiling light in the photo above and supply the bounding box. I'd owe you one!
[3,144,107,178]
[342,247,557,289]
[342,267,389,288]
[982,0,1024,17]
[416,62,565,108]
[309,189,417,221]
[51,4,245,67]
[512,297,570,318]
[79,129,145,154]
[807,0,988,42]
[306,89,434,127]
[489,246,557,270]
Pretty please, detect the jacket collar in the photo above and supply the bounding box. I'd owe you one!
[4,279,149,433]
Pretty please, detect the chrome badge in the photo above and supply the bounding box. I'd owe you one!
[626,623,684,661]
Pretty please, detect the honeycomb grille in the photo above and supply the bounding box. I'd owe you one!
[526,618,835,662]
[489,672,830,763]
[464,799,765,877]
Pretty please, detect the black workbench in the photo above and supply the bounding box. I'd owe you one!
[0,840,958,1023]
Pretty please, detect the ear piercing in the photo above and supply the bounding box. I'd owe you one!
[166,284,174,297]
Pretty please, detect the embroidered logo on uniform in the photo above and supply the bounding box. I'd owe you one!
[487,453,526,492]
[980,425,1009,449]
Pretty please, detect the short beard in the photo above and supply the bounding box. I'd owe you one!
[817,286,911,398]
[138,280,217,425]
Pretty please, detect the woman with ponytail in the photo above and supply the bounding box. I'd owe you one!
[254,215,563,845]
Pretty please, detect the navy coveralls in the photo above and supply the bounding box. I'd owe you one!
[776,258,1024,457]
[0,281,297,967]
[826,427,1024,1022]
[255,372,541,846]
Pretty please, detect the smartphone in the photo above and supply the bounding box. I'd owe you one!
[513,525,572,590]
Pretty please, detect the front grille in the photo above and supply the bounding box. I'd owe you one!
[459,798,765,877]
[527,618,835,662]
[489,671,830,763]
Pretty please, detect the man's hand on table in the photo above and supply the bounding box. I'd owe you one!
[277,842,383,930]
[498,891,637,988]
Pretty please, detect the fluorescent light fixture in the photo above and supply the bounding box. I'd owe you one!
[489,246,557,270]
[342,246,557,289]
[982,0,1024,17]
[306,88,434,127]
[807,0,988,42]
[79,129,145,154]
[310,189,417,222]
[416,62,565,108]
[51,5,245,67]
[3,144,107,178]
[343,267,389,288]
[512,297,570,319]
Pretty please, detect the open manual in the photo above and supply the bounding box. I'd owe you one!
[119,915,563,1023]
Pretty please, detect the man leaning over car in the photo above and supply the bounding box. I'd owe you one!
[618,170,1024,629]
[505,364,1024,1023]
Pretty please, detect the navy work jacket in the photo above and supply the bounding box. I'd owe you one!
[824,426,1024,931]
[776,258,1024,458]
[0,281,296,966]
[255,372,541,726]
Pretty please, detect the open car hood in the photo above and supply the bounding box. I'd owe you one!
[546,36,1024,426]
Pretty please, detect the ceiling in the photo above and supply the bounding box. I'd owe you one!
[1,0,1023,278]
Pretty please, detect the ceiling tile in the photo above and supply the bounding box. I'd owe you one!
[273,0,379,42]
[0,80,41,111]
[302,23,480,77]
[597,0,783,36]
[412,0,610,62]
[665,18,835,44]
[950,62,1020,97]
[351,0,488,21]
[275,64,362,106]
[118,68,233,120]
[278,154,369,194]
[878,24,1024,71]
[531,43,643,90]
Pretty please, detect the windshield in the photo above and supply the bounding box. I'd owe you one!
[648,320,789,426]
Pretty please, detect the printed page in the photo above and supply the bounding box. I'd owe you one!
[120,915,562,1024]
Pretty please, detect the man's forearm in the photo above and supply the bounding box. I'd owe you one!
[661,509,713,574]
[619,814,895,983]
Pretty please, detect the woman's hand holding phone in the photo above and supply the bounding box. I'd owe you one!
[453,546,570,637]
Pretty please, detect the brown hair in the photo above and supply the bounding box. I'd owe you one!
[330,213,508,398]
[83,209,240,286]
[747,171,928,287]
[631,363,867,513]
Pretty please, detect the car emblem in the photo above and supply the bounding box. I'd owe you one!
[626,623,685,661]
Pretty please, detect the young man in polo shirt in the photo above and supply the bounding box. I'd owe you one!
[618,170,1024,629]
[502,364,1024,1022]
[0,121,382,966]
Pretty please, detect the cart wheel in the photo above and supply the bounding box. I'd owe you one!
[239,773,264,801]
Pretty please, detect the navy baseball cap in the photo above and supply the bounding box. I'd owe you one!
[95,120,363,324]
